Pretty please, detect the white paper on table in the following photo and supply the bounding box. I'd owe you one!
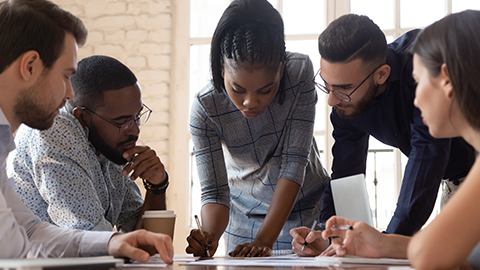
[315,255,410,266]
[186,257,329,267]
[123,254,198,268]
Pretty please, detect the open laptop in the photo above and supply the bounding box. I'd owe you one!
[0,257,123,270]
[331,174,374,227]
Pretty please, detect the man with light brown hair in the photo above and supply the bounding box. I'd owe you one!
[0,0,173,262]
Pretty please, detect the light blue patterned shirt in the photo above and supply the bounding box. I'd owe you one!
[0,107,113,258]
[7,109,143,232]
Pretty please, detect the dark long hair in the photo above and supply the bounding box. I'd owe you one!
[412,10,480,130]
[210,0,286,92]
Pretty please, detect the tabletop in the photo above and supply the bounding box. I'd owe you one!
[118,255,415,270]
[120,261,414,270]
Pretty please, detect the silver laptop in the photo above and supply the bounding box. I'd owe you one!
[0,257,123,270]
[331,174,374,227]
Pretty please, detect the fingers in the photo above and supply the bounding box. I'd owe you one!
[155,237,174,264]
[257,247,271,257]
[120,242,151,263]
[186,230,207,256]
[229,243,272,257]
[229,244,245,257]
[329,237,347,257]
[122,146,166,183]
[186,230,215,256]
[319,244,337,257]
[305,229,321,243]
[108,231,174,264]
[341,228,355,247]
[322,216,355,239]
[290,227,310,240]
[137,231,173,264]
[291,229,323,257]
[290,227,311,254]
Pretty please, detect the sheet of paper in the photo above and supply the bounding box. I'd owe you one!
[315,255,410,266]
[123,254,198,268]
[186,257,329,267]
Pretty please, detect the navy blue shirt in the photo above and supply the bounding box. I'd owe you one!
[319,30,476,236]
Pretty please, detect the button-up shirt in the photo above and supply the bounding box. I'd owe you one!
[8,110,143,232]
[0,107,113,258]
[320,30,476,236]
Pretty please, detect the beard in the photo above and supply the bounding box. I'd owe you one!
[14,84,65,130]
[88,123,138,165]
[334,81,379,120]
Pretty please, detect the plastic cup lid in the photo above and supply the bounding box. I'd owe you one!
[142,210,177,218]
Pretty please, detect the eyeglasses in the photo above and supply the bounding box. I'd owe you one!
[314,63,385,102]
[82,104,152,134]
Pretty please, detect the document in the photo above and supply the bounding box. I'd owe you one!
[187,257,328,267]
[315,255,411,266]
[123,254,197,268]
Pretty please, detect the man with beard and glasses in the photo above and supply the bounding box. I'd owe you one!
[7,55,169,234]
[290,14,476,255]
[0,0,172,262]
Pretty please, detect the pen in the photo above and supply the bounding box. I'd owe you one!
[332,224,354,230]
[194,215,211,257]
[302,219,318,251]
[130,155,135,167]
[317,222,353,231]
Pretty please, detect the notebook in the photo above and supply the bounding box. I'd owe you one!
[0,256,124,270]
[330,174,374,226]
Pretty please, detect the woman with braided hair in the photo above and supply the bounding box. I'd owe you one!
[186,0,329,257]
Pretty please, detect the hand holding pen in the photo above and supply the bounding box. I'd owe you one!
[301,220,353,251]
[194,215,211,257]
[301,219,318,251]
[320,216,391,258]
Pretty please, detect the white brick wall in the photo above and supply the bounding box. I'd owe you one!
[54,0,172,169]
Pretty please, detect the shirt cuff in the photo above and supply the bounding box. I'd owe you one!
[79,231,115,256]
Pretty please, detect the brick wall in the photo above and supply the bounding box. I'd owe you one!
[54,0,172,173]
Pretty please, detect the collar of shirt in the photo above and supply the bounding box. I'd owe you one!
[0,106,9,126]
[0,107,14,167]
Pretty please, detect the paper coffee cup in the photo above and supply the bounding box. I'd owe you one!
[142,210,176,240]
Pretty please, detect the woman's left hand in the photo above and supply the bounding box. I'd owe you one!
[229,240,272,257]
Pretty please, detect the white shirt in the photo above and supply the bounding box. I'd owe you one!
[0,108,113,258]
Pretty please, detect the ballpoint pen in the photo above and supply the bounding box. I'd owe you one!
[318,222,354,231]
[302,219,318,251]
[194,215,211,257]
[302,221,353,251]
[129,156,135,167]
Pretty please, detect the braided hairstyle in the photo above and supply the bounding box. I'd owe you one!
[211,0,286,92]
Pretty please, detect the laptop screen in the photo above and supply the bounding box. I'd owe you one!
[331,174,374,227]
